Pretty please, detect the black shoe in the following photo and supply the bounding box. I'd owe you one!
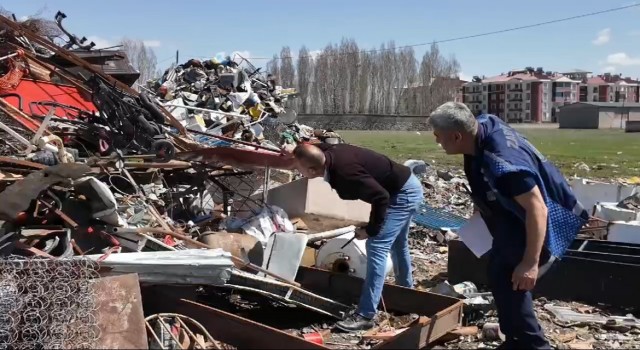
[335,314,375,333]
[494,338,518,350]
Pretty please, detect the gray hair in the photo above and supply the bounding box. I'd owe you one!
[428,102,477,134]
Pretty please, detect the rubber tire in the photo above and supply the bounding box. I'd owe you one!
[152,140,176,163]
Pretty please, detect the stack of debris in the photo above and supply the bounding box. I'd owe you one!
[0,10,468,349]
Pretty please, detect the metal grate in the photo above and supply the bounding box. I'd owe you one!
[412,203,468,231]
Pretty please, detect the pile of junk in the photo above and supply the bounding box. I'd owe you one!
[0,11,463,350]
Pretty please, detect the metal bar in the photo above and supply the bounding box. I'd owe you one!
[0,52,19,62]
[38,200,79,228]
[163,102,248,120]
[0,120,31,147]
[156,317,183,349]
[145,322,167,350]
[306,226,356,243]
[184,127,280,153]
[262,166,271,204]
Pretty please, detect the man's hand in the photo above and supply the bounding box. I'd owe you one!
[512,260,538,291]
[354,227,369,240]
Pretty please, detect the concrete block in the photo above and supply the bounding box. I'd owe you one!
[262,177,371,223]
[594,202,640,222]
[608,221,640,244]
[570,178,638,214]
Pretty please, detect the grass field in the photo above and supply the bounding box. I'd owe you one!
[338,128,640,179]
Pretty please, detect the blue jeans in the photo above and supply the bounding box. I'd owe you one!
[357,174,424,319]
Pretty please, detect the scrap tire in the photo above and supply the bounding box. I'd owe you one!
[152,140,176,163]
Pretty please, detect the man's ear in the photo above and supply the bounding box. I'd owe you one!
[454,132,463,142]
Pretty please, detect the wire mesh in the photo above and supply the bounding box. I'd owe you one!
[0,256,100,349]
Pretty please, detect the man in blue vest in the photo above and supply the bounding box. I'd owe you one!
[428,102,588,349]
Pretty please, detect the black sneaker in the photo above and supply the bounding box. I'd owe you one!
[335,314,375,333]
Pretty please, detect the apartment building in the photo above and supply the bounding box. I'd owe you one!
[463,68,640,123]
[463,68,557,122]
[578,74,640,104]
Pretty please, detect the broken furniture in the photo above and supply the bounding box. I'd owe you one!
[447,238,640,309]
[142,266,463,349]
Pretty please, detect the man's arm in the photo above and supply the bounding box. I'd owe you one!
[343,167,390,237]
[495,172,548,291]
[514,186,548,267]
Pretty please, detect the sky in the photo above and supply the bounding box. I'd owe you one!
[4,0,640,81]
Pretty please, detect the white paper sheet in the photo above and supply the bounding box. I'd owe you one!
[457,212,493,258]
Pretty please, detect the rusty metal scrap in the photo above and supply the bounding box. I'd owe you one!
[146,313,234,350]
[0,162,91,220]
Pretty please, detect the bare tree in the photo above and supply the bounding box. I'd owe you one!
[418,43,460,115]
[296,46,313,113]
[266,54,281,83]
[279,47,295,89]
[275,39,458,116]
[120,38,158,90]
[395,47,418,114]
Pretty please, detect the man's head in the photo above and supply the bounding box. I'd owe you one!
[292,144,326,178]
[428,102,478,155]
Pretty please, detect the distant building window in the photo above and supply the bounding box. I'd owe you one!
[592,96,597,102]
[526,93,531,100]
[526,103,530,110]
[482,104,486,109]
[525,83,530,90]
[593,87,597,93]
[483,86,487,91]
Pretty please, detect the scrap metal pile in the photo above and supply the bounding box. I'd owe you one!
[0,11,445,350]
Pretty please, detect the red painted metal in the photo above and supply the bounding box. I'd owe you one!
[176,147,296,170]
[3,78,96,119]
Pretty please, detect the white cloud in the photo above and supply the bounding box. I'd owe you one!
[86,35,114,49]
[142,40,161,48]
[606,52,640,66]
[592,28,611,45]
[458,72,473,82]
[602,66,617,73]
[18,15,28,21]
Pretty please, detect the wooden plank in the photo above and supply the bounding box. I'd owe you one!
[93,273,148,349]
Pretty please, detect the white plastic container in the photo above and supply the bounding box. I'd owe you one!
[315,231,393,280]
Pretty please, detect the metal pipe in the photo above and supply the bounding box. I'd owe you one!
[306,226,356,243]
[0,52,19,62]
[262,166,271,204]
[163,102,247,119]
[0,121,31,147]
